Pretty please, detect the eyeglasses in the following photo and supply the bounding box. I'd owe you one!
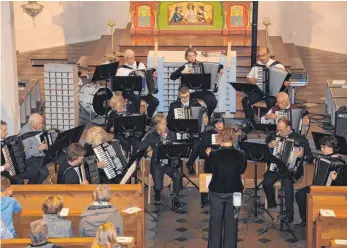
[257,53,268,58]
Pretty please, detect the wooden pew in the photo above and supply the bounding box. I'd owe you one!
[1,237,134,248]
[307,186,347,248]
[315,209,347,248]
[10,184,144,248]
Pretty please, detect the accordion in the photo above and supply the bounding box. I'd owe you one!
[255,66,290,97]
[40,129,59,147]
[2,135,27,176]
[93,140,128,179]
[187,62,221,90]
[174,106,203,140]
[75,157,100,184]
[130,69,158,94]
[312,156,345,186]
[261,108,303,133]
[211,134,218,145]
[270,137,300,175]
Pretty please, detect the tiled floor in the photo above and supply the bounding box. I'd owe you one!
[144,187,307,248]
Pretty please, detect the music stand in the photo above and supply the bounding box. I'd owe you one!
[312,132,347,155]
[181,74,211,90]
[92,62,119,125]
[230,82,265,97]
[114,114,146,185]
[168,119,200,140]
[111,76,143,92]
[258,153,298,243]
[154,142,191,221]
[239,142,275,223]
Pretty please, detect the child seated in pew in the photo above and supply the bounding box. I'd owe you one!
[31,195,74,238]
[79,185,124,237]
[91,222,122,248]
[0,176,22,239]
[26,219,61,248]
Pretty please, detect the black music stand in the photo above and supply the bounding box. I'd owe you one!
[239,142,275,223]
[46,125,86,172]
[92,62,119,125]
[230,82,265,96]
[312,132,347,155]
[114,114,146,185]
[258,153,298,243]
[181,74,211,90]
[111,76,143,92]
[154,142,191,221]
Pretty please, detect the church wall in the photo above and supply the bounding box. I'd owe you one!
[259,1,347,54]
[13,1,347,55]
[13,1,130,52]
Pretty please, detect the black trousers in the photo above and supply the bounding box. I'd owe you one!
[186,137,200,168]
[295,186,310,222]
[1,166,42,184]
[116,135,142,157]
[151,162,179,192]
[208,192,238,248]
[98,169,123,184]
[191,91,217,118]
[263,170,294,215]
[141,94,159,118]
[241,92,276,124]
[26,156,49,184]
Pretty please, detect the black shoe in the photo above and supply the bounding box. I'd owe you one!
[154,191,161,203]
[188,166,196,175]
[284,214,294,224]
[294,221,306,228]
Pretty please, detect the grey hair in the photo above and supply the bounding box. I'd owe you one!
[258,46,270,54]
[124,49,135,58]
[92,185,111,202]
[29,113,42,126]
[29,219,48,245]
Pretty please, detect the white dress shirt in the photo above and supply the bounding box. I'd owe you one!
[116,61,146,76]
[247,59,285,79]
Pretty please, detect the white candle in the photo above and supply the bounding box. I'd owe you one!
[227,42,231,67]
[154,41,158,68]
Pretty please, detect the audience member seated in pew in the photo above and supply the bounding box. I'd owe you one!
[57,143,88,184]
[0,176,22,239]
[26,219,61,248]
[79,185,123,237]
[91,222,123,248]
[31,195,74,238]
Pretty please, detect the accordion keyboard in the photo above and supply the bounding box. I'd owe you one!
[2,146,16,176]
[211,134,217,145]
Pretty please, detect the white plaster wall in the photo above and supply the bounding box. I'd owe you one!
[259,1,347,54]
[13,1,347,54]
[14,1,130,52]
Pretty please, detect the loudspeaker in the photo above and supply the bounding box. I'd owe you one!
[335,106,347,141]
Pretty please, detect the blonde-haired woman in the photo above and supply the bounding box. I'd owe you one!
[79,185,123,237]
[31,195,74,238]
[91,222,123,248]
[84,126,121,184]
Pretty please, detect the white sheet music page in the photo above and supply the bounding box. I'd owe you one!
[319,209,336,217]
[206,175,212,188]
[122,207,143,214]
[59,208,69,217]
[332,80,346,85]
[116,237,133,243]
[335,240,347,245]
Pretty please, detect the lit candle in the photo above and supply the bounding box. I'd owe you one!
[227,42,231,67]
[154,41,158,68]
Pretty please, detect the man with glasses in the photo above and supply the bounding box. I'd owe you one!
[294,136,347,228]
[242,46,289,126]
[116,49,159,118]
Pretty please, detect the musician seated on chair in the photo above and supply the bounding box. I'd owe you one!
[294,136,347,228]
[84,126,123,184]
[1,121,42,185]
[106,95,142,156]
[170,47,223,118]
[263,118,313,224]
[242,46,290,126]
[136,113,181,203]
[19,113,50,183]
[262,92,310,132]
[57,143,88,185]
[79,185,123,237]
[116,49,159,118]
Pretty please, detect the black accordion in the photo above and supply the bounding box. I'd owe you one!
[130,69,158,94]
[75,157,100,184]
[173,106,203,139]
[93,140,128,179]
[187,62,221,90]
[2,135,27,176]
[40,129,59,147]
[270,137,300,177]
[312,156,345,186]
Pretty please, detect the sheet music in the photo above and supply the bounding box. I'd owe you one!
[319,209,336,217]
[206,175,212,188]
[116,237,133,243]
[332,80,346,85]
[335,240,347,245]
[59,208,69,217]
[122,207,143,214]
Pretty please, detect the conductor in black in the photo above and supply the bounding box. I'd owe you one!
[205,127,247,248]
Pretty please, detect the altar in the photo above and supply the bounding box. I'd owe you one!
[147,50,237,114]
